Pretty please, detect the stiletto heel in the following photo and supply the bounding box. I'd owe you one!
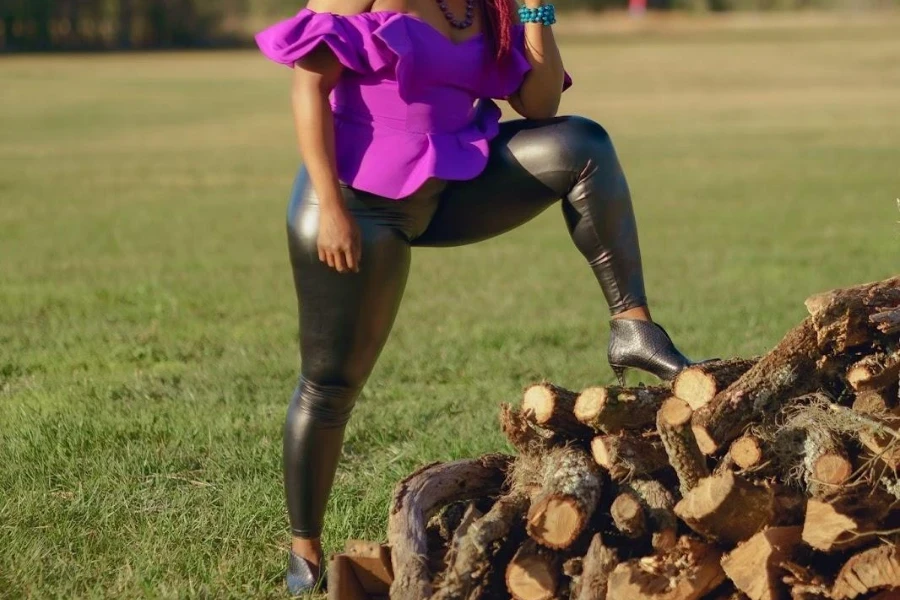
[607,318,694,382]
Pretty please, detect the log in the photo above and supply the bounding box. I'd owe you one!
[832,542,900,600]
[606,536,727,600]
[574,385,669,433]
[522,382,593,438]
[852,385,898,414]
[801,493,893,552]
[388,454,511,600]
[627,478,679,552]
[432,491,528,600]
[657,396,710,495]
[328,554,369,600]
[692,319,822,455]
[771,486,808,528]
[847,350,900,392]
[343,540,394,596]
[803,429,853,498]
[781,561,832,600]
[564,556,583,599]
[505,540,560,600]
[576,533,618,600]
[729,434,765,470]
[674,358,759,410]
[590,433,668,482]
[849,383,900,472]
[611,492,646,539]
[804,275,900,352]
[500,403,561,453]
[526,447,602,549]
[674,471,775,546]
[871,307,900,335]
[440,504,482,579]
[720,526,803,600]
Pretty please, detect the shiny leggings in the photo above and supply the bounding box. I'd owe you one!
[284,116,647,537]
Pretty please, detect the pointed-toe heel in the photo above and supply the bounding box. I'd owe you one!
[607,318,693,383]
[286,551,326,596]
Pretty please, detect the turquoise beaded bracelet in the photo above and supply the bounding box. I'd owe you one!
[518,3,556,25]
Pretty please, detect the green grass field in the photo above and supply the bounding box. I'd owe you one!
[2,14,899,599]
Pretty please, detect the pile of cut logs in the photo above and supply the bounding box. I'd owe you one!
[386,276,900,600]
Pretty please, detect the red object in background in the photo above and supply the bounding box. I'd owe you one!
[629,0,647,16]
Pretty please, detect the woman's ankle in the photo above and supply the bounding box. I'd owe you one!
[611,306,652,322]
[291,536,323,566]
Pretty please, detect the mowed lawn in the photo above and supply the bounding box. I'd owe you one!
[1,14,899,598]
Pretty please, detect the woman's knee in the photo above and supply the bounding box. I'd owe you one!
[288,374,361,429]
[551,116,618,168]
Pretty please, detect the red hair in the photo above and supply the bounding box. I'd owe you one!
[482,0,516,61]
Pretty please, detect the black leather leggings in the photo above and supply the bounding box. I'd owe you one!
[284,116,647,537]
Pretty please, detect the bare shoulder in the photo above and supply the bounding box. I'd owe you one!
[306,0,374,15]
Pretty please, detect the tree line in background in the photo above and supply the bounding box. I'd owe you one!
[1,0,897,51]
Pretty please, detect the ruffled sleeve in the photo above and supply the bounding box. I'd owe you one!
[486,24,573,99]
[255,9,393,74]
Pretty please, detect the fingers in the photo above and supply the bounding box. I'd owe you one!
[318,247,354,274]
[344,242,360,273]
[332,250,348,274]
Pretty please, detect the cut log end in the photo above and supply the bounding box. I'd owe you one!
[528,497,584,549]
[506,541,559,600]
[522,384,558,424]
[730,435,764,470]
[611,493,646,539]
[674,358,758,410]
[574,387,606,422]
[721,526,802,600]
[660,396,694,426]
[832,542,900,600]
[812,453,853,487]
[521,383,591,438]
[674,471,775,546]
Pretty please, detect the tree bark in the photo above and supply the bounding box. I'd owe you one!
[500,403,560,454]
[674,471,775,546]
[691,318,822,455]
[576,533,618,600]
[611,492,646,538]
[527,448,602,549]
[433,491,528,600]
[845,387,900,471]
[590,433,668,482]
[522,382,593,439]
[674,358,758,410]
[871,307,900,335]
[626,478,679,552]
[803,275,900,352]
[847,350,900,392]
[803,429,853,498]
[781,561,832,600]
[575,385,669,433]
[832,542,900,600]
[658,396,710,495]
[505,540,561,600]
[720,526,803,600]
[388,454,512,600]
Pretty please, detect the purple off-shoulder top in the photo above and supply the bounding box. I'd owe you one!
[256,9,571,199]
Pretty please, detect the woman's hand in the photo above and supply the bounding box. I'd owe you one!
[318,204,361,273]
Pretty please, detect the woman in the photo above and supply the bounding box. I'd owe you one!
[256,0,695,593]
